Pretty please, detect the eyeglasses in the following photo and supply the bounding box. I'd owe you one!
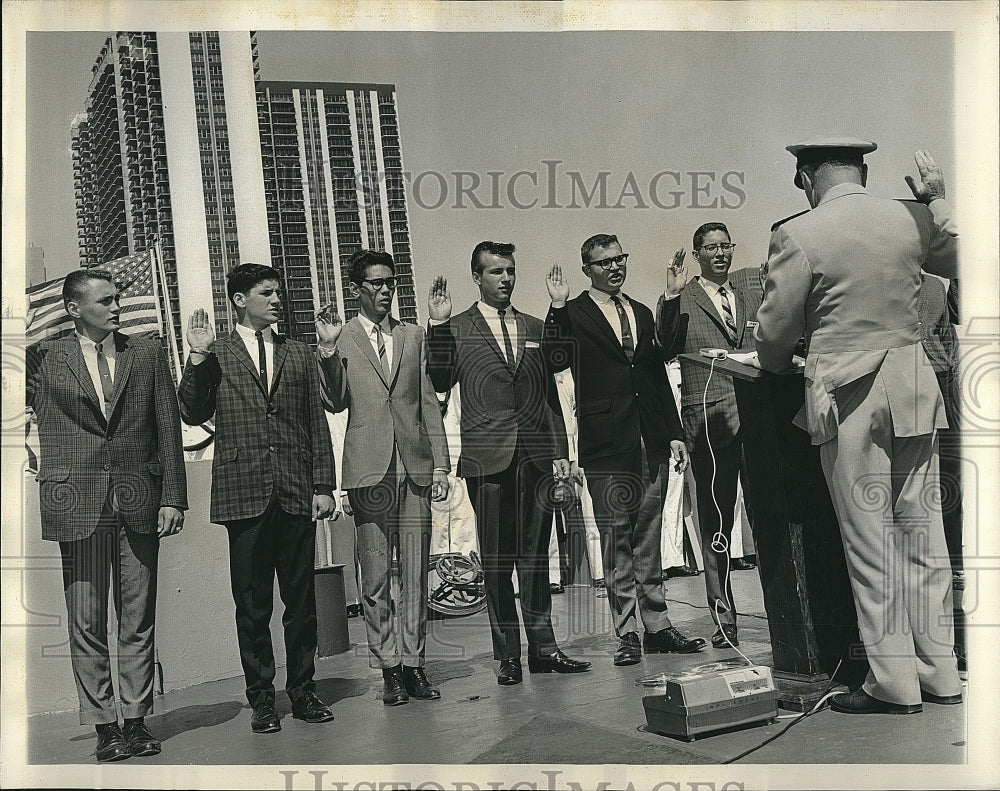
[362,277,397,291]
[587,253,629,269]
[699,243,736,254]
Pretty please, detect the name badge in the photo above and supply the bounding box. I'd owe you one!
[746,321,759,329]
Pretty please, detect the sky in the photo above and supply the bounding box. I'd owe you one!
[25,29,957,320]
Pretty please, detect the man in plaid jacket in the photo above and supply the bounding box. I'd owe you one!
[27,269,187,762]
[178,263,337,734]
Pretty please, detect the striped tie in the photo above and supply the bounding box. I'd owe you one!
[719,286,738,345]
[95,342,114,410]
[374,325,391,381]
[610,295,634,361]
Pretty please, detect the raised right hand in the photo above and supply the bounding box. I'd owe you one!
[663,248,687,297]
[186,308,216,351]
[428,275,452,322]
[546,264,571,306]
[315,303,344,347]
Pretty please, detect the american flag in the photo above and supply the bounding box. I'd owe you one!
[25,250,161,341]
[100,250,160,336]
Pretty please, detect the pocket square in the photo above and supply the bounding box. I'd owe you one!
[525,341,540,349]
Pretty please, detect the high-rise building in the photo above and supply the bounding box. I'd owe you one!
[71,31,417,352]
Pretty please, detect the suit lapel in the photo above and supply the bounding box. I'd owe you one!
[576,293,630,361]
[349,318,389,388]
[270,332,288,398]
[61,337,104,418]
[512,310,528,375]
[689,280,731,341]
[733,287,748,345]
[469,306,509,370]
[106,332,133,418]
[623,293,646,353]
[227,330,268,398]
[389,318,405,389]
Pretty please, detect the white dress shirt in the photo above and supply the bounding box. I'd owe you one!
[587,287,638,349]
[234,322,274,390]
[475,301,519,365]
[695,276,736,324]
[77,331,116,417]
[355,312,395,364]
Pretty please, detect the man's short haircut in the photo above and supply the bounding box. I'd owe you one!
[471,241,515,275]
[226,263,282,305]
[693,222,731,251]
[795,147,865,187]
[62,269,114,308]
[581,234,620,262]
[347,249,395,285]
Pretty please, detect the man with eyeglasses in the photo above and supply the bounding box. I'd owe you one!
[316,249,451,706]
[656,222,762,650]
[426,241,591,686]
[755,139,961,715]
[544,235,705,667]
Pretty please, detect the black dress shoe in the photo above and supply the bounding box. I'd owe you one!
[95,723,131,762]
[830,688,922,715]
[921,689,963,705]
[712,625,739,648]
[382,667,410,705]
[549,582,565,594]
[663,565,701,580]
[497,658,523,686]
[527,649,592,674]
[613,633,642,666]
[291,690,335,722]
[122,718,161,757]
[402,666,441,700]
[643,627,707,654]
[250,702,282,733]
[730,557,756,571]
[346,603,362,618]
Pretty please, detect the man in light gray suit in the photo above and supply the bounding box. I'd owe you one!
[318,250,450,706]
[756,139,961,715]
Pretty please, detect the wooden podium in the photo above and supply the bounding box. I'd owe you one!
[679,354,865,709]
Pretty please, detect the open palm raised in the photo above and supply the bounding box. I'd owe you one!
[186,308,216,350]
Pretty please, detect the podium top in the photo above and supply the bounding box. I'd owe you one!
[677,353,803,383]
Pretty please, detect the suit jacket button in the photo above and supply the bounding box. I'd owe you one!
[387,397,393,403]
[103,464,111,471]
[269,445,276,452]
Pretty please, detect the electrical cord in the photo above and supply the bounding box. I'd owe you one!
[722,659,844,764]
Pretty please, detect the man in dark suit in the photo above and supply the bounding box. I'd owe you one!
[27,269,187,761]
[426,241,591,685]
[656,222,762,649]
[178,263,337,733]
[317,250,450,705]
[544,234,705,666]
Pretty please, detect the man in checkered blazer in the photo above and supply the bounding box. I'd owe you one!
[27,269,187,762]
[177,263,337,734]
[656,222,762,650]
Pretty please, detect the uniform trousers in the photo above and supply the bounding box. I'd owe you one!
[59,496,158,725]
[819,368,961,705]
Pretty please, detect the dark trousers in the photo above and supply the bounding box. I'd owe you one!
[586,445,672,637]
[59,497,158,725]
[689,436,753,629]
[349,452,431,669]
[465,445,558,660]
[225,497,317,707]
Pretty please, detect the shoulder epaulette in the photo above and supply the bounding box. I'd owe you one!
[770,209,809,232]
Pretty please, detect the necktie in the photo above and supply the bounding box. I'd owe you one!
[610,295,634,361]
[256,330,268,395]
[374,325,391,381]
[498,309,516,370]
[719,286,738,345]
[95,342,114,410]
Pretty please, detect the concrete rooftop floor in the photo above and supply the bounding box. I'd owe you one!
[22,569,971,786]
